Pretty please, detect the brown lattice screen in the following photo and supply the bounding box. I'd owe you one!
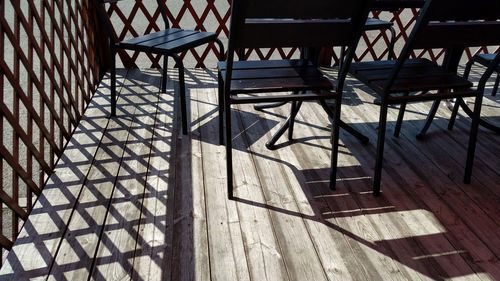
[104,2,498,68]
[0,0,104,252]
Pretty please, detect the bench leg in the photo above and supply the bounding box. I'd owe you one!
[162,55,168,93]
[171,54,188,135]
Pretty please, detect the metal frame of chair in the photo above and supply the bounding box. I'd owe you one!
[218,0,372,199]
[95,0,224,134]
[349,0,500,195]
[463,54,500,97]
[339,17,397,68]
[447,53,500,134]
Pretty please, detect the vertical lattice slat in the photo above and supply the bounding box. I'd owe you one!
[0,0,4,255]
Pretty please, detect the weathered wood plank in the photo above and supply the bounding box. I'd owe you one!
[90,69,160,280]
[131,72,177,281]
[236,102,363,281]
[46,69,148,281]
[268,101,428,281]
[170,72,211,281]
[0,71,128,281]
[197,71,288,281]
[234,102,330,281]
[338,74,500,279]
[301,99,477,280]
[3,67,500,281]
[193,70,251,281]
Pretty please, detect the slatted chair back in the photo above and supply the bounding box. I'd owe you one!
[384,0,500,93]
[227,0,371,50]
[224,0,371,95]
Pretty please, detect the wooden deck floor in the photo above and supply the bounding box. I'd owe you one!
[1,67,500,281]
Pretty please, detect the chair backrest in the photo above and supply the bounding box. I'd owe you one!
[384,0,500,93]
[94,0,169,43]
[224,0,371,94]
[413,0,500,49]
[227,0,371,50]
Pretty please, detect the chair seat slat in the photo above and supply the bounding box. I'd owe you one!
[230,92,335,104]
[350,58,435,74]
[153,32,217,53]
[131,30,197,48]
[387,90,479,104]
[352,60,472,94]
[229,77,333,94]
[375,75,472,93]
[218,59,314,71]
[118,28,182,46]
[221,66,324,80]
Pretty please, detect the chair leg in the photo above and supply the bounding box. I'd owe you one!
[394,102,406,138]
[492,74,500,97]
[373,102,389,196]
[171,54,188,135]
[218,71,225,145]
[110,48,117,117]
[417,98,441,140]
[162,55,168,93]
[447,97,462,131]
[329,95,342,191]
[394,92,409,138]
[225,97,233,199]
[464,94,484,184]
[447,59,476,130]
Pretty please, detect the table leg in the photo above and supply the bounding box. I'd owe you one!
[254,101,288,111]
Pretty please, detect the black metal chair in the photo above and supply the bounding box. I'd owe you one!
[463,54,500,97]
[95,0,224,134]
[447,53,500,134]
[218,0,372,199]
[349,0,500,195]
